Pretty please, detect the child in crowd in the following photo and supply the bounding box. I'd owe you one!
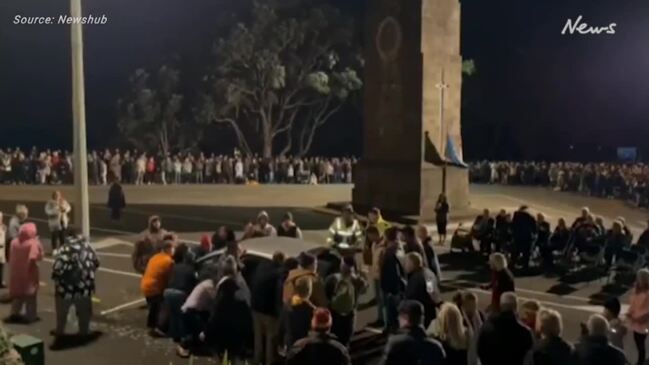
[603,297,627,349]
[519,299,541,335]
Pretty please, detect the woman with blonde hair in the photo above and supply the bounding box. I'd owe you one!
[627,268,649,365]
[483,253,515,312]
[519,299,541,334]
[529,308,573,365]
[430,302,469,365]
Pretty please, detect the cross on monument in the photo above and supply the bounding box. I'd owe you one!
[435,68,449,155]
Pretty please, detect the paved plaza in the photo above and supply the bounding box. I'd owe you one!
[0,184,647,364]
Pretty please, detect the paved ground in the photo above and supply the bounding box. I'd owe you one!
[0,184,647,364]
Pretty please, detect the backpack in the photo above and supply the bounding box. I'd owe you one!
[330,275,356,315]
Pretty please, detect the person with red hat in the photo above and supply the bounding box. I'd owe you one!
[286,307,351,365]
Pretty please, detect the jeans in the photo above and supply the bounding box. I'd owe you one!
[331,311,355,346]
[374,280,385,323]
[635,331,647,365]
[55,296,92,335]
[51,229,65,252]
[180,309,208,348]
[11,295,37,321]
[163,289,187,342]
[146,295,163,329]
[252,311,279,365]
[384,293,402,333]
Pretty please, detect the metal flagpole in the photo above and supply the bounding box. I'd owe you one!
[435,69,449,194]
[71,0,90,238]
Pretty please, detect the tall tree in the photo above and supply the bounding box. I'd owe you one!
[196,0,362,157]
[116,66,186,155]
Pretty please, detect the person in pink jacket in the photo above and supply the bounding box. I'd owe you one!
[627,268,649,365]
[7,223,43,323]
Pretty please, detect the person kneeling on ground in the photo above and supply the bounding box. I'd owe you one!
[286,308,351,365]
[163,244,197,348]
[50,229,100,343]
[202,273,253,365]
[177,270,218,358]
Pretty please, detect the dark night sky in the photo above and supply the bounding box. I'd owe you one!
[0,0,648,160]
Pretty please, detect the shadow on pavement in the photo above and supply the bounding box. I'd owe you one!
[49,331,103,351]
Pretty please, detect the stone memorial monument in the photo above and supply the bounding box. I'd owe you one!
[353,0,469,219]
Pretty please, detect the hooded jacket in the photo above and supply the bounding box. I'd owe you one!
[9,223,43,298]
[282,268,327,307]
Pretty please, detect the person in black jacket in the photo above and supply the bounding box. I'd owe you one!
[574,314,627,365]
[541,218,570,269]
[531,308,574,365]
[512,206,537,269]
[472,209,495,255]
[637,220,649,250]
[210,226,236,252]
[434,193,450,246]
[379,300,446,365]
[380,227,406,333]
[404,252,438,327]
[286,308,351,365]
[494,209,511,253]
[418,226,442,280]
[163,244,197,350]
[203,276,253,364]
[401,226,427,266]
[251,251,285,365]
[535,213,552,269]
[477,292,534,365]
[277,212,303,239]
[107,179,125,221]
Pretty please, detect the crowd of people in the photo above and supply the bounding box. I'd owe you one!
[470,161,649,207]
[0,147,357,186]
[461,204,649,273]
[2,192,649,365]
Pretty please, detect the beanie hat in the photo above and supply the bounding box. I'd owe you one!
[311,308,332,331]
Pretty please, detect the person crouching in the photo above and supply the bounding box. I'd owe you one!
[140,240,174,337]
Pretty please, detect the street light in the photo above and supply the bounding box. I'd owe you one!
[71,0,90,238]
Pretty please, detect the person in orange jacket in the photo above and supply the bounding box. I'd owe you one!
[141,240,174,336]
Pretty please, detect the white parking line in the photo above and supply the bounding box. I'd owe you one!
[100,298,146,316]
[95,252,131,258]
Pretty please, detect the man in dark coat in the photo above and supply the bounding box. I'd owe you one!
[380,227,406,333]
[286,308,351,365]
[107,179,126,221]
[250,251,285,365]
[511,205,537,269]
[379,300,446,365]
[574,314,627,365]
[404,252,438,327]
[477,292,534,365]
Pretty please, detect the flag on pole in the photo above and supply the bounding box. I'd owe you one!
[445,135,468,168]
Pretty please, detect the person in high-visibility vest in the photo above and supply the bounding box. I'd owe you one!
[327,205,364,250]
